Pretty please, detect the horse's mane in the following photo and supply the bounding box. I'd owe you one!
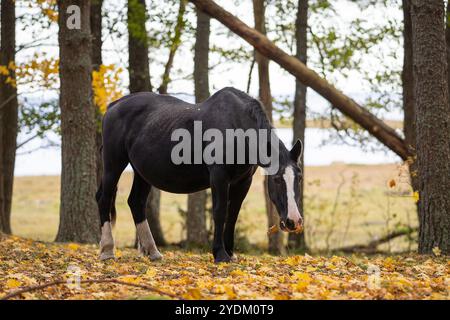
[221,87,273,131]
[246,99,273,131]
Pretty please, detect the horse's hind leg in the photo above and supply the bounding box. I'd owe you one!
[128,171,162,261]
[97,160,127,261]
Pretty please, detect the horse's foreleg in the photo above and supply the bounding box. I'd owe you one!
[224,176,253,261]
[209,167,230,263]
[128,172,162,261]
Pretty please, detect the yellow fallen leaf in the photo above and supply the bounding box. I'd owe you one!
[293,272,312,292]
[119,275,141,284]
[413,191,419,203]
[145,268,157,277]
[230,269,247,277]
[225,285,237,299]
[432,247,441,257]
[6,278,22,289]
[388,179,396,188]
[184,288,202,299]
[267,225,279,235]
[284,256,303,266]
[67,243,80,251]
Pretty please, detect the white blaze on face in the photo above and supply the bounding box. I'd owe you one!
[282,166,302,225]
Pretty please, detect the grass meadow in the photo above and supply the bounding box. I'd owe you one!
[11,163,417,254]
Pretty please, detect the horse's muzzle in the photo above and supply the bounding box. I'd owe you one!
[280,218,303,234]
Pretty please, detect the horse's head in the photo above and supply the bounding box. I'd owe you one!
[267,139,304,233]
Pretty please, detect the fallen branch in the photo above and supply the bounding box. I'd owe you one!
[334,227,418,254]
[1,278,182,300]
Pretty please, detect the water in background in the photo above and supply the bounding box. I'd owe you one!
[14,128,400,176]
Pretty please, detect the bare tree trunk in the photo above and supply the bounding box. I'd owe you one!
[189,0,409,160]
[158,0,187,95]
[56,0,100,243]
[186,8,210,247]
[411,0,450,254]
[253,0,284,255]
[402,0,419,199]
[128,0,165,246]
[90,0,103,187]
[288,0,308,252]
[0,0,18,235]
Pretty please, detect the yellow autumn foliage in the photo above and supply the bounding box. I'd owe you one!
[92,64,124,114]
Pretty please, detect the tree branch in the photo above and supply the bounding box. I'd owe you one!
[1,278,182,300]
[333,227,418,254]
[188,0,409,160]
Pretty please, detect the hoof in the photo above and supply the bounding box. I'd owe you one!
[138,243,163,261]
[214,250,231,263]
[230,254,238,262]
[99,251,115,261]
[147,250,163,261]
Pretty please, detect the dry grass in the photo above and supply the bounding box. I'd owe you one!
[11,163,417,252]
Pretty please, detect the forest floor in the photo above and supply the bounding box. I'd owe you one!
[0,235,448,300]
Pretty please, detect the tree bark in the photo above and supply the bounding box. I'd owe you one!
[56,0,100,243]
[253,0,284,255]
[186,8,210,247]
[402,0,419,214]
[189,0,409,161]
[446,0,450,118]
[90,0,103,187]
[128,0,165,246]
[288,0,308,252]
[158,0,187,95]
[0,0,18,234]
[128,0,152,93]
[411,0,450,254]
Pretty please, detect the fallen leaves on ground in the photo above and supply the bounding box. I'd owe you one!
[0,236,448,300]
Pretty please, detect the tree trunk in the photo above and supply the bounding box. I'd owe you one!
[158,0,187,94]
[56,0,100,243]
[128,0,165,246]
[186,8,210,247]
[402,0,419,216]
[90,0,103,187]
[128,0,152,93]
[189,0,409,160]
[411,0,450,254]
[0,0,18,235]
[253,0,284,255]
[288,0,308,252]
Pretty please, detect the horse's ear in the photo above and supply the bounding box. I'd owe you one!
[290,139,303,163]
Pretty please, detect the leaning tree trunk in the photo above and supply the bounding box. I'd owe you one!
[0,0,18,235]
[411,0,450,254]
[128,0,166,246]
[56,0,100,243]
[253,0,284,255]
[90,0,103,187]
[189,0,409,161]
[288,0,308,252]
[186,8,210,247]
[402,0,419,202]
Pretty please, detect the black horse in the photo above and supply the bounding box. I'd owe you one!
[96,87,303,263]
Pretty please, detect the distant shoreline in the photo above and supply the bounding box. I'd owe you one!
[274,118,403,130]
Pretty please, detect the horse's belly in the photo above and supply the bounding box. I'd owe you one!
[134,162,211,194]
